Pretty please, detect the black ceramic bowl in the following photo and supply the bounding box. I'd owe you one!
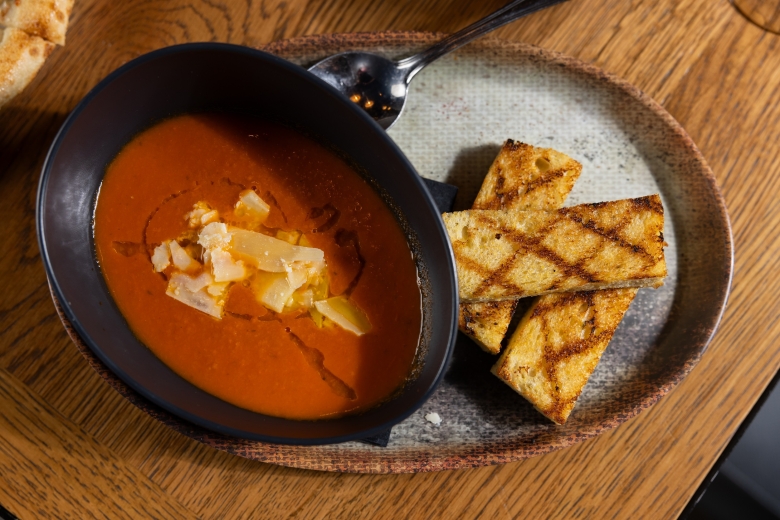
[36,43,458,445]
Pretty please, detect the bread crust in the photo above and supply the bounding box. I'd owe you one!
[0,27,53,108]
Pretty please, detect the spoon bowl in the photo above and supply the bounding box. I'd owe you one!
[309,52,409,129]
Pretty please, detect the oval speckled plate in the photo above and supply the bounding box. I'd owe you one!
[52,32,732,473]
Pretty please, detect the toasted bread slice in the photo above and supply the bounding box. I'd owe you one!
[472,140,582,211]
[445,195,666,303]
[459,141,582,353]
[492,288,638,424]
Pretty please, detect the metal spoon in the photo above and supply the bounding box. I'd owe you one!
[308,0,570,130]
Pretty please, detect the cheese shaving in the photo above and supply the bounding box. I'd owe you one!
[153,196,368,332]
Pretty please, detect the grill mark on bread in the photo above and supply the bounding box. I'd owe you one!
[531,290,589,317]
[560,205,658,262]
[484,168,570,210]
[538,291,618,423]
[541,395,580,424]
[459,300,517,332]
[454,247,527,296]
[470,249,525,298]
[468,216,598,298]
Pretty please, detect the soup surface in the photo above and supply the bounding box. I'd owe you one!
[94,114,422,419]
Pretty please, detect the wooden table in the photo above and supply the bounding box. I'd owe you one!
[1,0,778,517]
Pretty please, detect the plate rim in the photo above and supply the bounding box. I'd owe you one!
[49,31,733,473]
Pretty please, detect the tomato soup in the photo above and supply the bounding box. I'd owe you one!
[93,114,422,419]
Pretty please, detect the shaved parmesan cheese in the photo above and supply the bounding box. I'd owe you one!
[311,272,329,301]
[186,202,212,228]
[310,306,325,327]
[230,228,324,272]
[155,194,346,323]
[235,190,270,222]
[276,229,300,244]
[287,266,309,292]
[293,289,314,309]
[210,248,247,282]
[183,271,214,292]
[151,241,171,272]
[252,271,294,313]
[306,261,327,284]
[166,273,223,318]
[169,241,199,271]
[200,209,220,226]
[207,282,230,297]
[198,222,231,250]
[314,297,371,336]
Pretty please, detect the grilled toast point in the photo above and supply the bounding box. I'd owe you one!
[446,195,667,303]
[492,288,638,424]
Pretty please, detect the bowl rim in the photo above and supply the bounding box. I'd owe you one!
[36,41,459,445]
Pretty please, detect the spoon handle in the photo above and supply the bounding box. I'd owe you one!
[397,0,570,81]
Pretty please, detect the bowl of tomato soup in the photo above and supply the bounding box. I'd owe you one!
[37,44,458,444]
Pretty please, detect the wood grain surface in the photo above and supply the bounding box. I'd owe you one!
[0,0,778,517]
